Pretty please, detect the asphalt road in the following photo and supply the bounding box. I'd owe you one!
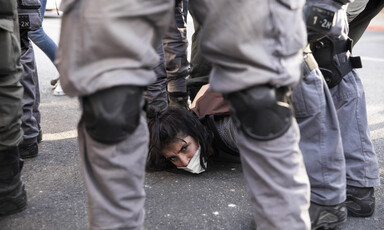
[0,15,383,230]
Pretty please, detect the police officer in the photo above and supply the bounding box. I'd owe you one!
[0,0,27,216]
[57,0,311,229]
[292,0,380,229]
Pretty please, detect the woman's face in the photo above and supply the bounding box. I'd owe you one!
[162,135,199,168]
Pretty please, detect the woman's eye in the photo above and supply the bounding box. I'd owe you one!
[168,157,176,162]
[181,145,187,152]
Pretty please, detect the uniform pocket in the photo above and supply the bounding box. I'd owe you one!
[292,70,324,117]
[0,19,18,75]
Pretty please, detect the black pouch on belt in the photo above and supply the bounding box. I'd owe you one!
[311,37,362,88]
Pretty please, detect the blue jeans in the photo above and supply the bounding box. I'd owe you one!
[28,0,57,66]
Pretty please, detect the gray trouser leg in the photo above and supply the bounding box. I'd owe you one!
[189,0,310,229]
[236,121,310,230]
[58,0,174,229]
[32,67,40,126]
[164,0,188,94]
[20,41,39,144]
[78,112,148,230]
[0,12,24,149]
[330,70,380,188]
[145,44,168,113]
[293,68,346,205]
[146,0,188,112]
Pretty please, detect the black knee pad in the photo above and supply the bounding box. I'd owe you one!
[82,86,143,144]
[225,85,292,141]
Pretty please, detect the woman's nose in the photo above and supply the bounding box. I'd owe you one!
[179,155,190,167]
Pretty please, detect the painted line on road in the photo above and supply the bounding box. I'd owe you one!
[361,56,384,62]
[43,129,78,141]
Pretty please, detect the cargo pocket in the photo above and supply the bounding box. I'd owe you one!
[0,19,18,75]
[292,71,324,118]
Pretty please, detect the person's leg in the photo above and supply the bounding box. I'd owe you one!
[19,31,40,159]
[293,62,346,206]
[28,0,58,64]
[190,0,310,229]
[293,51,348,229]
[145,44,169,113]
[32,59,42,142]
[330,70,380,216]
[308,2,380,218]
[164,0,189,108]
[77,106,149,229]
[57,0,174,228]
[0,0,27,216]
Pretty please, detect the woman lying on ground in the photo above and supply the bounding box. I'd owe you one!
[146,85,240,174]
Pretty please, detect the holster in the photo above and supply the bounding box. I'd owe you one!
[311,37,362,88]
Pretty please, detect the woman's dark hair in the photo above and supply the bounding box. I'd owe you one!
[147,107,213,171]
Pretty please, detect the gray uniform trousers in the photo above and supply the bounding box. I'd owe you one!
[20,40,41,144]
[57,0,310,229]
[0,9,24,150]
[322,20,379,190]
[330,70,380,188]
[293,18,380,207]
[57,0,174,229]
[145,44,168,112]
[146,0,188,112]
[191,1,310,229]
[293,53,346,205]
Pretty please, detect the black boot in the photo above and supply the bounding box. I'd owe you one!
[19,142,38,159]
[309,202,347,230]
[0,147,27,217]
[346,185,375,217]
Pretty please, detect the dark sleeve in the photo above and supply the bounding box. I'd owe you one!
[349,0,384,45]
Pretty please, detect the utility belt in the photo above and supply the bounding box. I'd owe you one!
[18,0,42,31]
[310,37,362,88]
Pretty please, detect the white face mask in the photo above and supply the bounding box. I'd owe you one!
[177,146,207,174]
